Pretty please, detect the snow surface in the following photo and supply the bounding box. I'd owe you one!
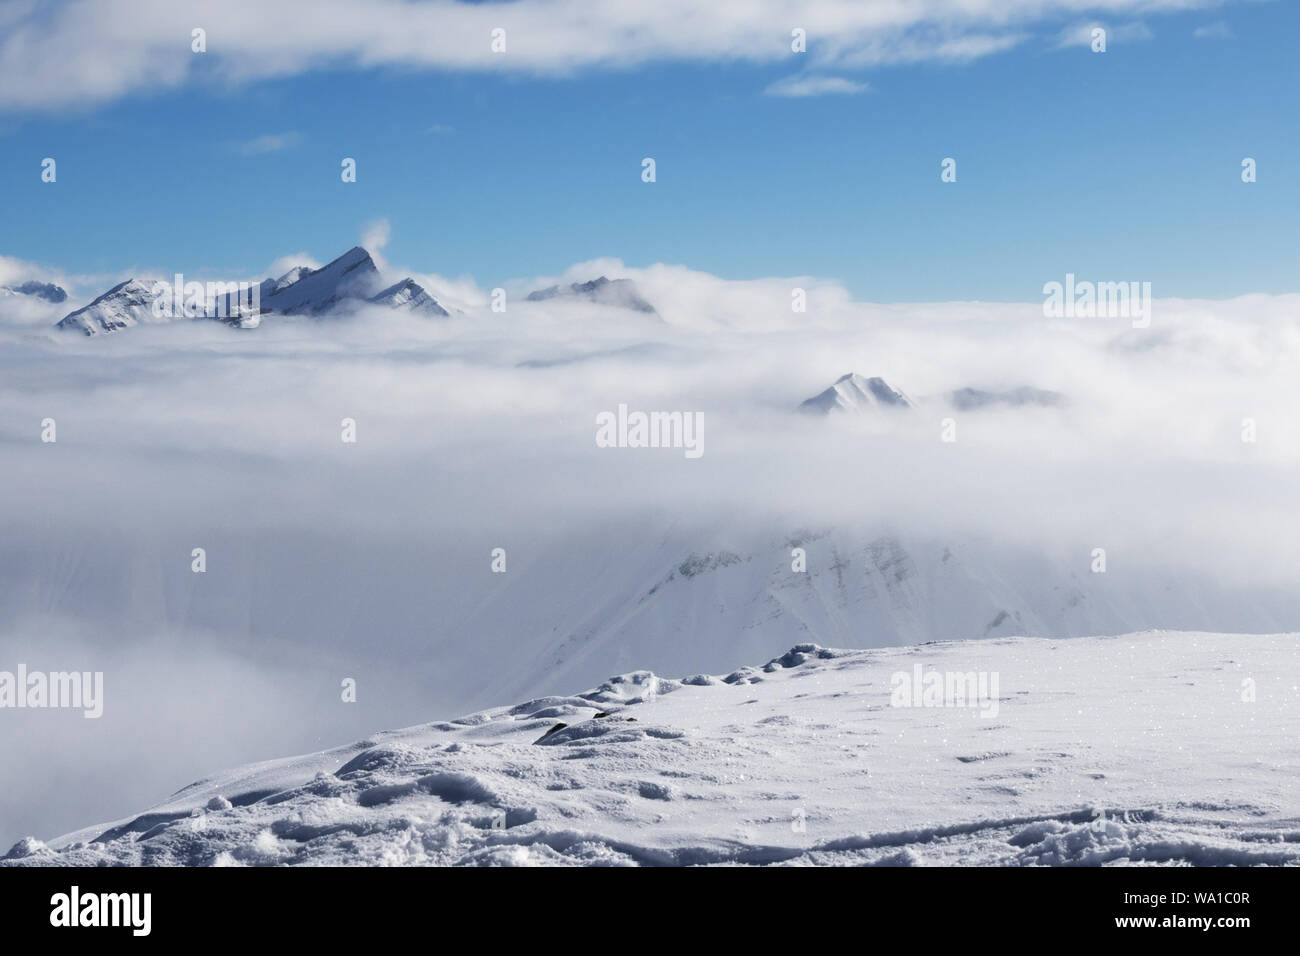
[52,248,386,335]
[271,266,315,292]
[799,373,913,414]
[368,278,450,316]
[7,631,1296,867]
[261,246,379,315]
[7,524,1296,729]
[54,279,162,335]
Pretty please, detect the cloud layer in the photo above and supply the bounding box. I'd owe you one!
[3,257,1297,847]
[0,0,1231,111]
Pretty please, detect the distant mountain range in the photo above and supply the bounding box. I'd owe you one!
[53,247,437,335]
[948,386,1067,410]
[41,247,661,336]
[798,373,1068,415]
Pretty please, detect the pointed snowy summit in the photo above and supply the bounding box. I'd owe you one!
[262,246,380,315]
[54,279,162,336]
[367,278,449,316]
[53,246,388,335]
[799,373,913,415]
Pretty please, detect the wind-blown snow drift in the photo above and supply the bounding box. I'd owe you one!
[7,631,1297,867]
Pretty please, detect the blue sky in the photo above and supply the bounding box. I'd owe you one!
[0,0,1296,301]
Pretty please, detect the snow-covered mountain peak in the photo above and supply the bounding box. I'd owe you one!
[526,276,657,314]
[368,277,450,316]
[262,246,380,316]
[799,373,914,414]
[50,246,390,334]
[54,278,162,336]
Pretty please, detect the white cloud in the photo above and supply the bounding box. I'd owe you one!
[264,251,323,279]
[0,253,79,325]
[3,264,1300,844]
[356,220,485,308]
[1054,20,1154,49]
[402,269,487,312]
[764,74,868,98]
[360,218,392,271]
[238,131,301,155]
[0,252,52,288]
[1193,20,1234,38]
[0,0,1233,112]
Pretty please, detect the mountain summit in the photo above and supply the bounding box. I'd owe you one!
[526,276,657,314]
[368,278,449,316]
[261,246,380,315]
[798,373,913,415]
[51,255,650,336]
[55,279,163,335]
[50,246,437,335]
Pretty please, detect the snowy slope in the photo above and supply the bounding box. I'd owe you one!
[7,631,1296,866]
[54,279,162,335]
[799,373,913,414]
[368,278,449,316]
[262,246,380,315]
[3,523,1298,725]
[270,266,314,292]
[52,248,386,335]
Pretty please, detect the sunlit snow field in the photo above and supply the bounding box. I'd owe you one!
[6,632,1297,866]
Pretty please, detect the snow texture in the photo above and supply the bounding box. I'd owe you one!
[368,278,450,316]
[7,631,1296,867]
[54,279,163,335]
[261,246,380,316]
[799,373,914,414]
[53,246,387,335]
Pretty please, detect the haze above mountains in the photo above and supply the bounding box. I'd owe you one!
[4,243,1077,415]
[2,242,1299,847]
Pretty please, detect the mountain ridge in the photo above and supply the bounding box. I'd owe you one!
[49,246,451,335]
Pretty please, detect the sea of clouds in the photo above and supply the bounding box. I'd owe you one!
[1,257,1298,846]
